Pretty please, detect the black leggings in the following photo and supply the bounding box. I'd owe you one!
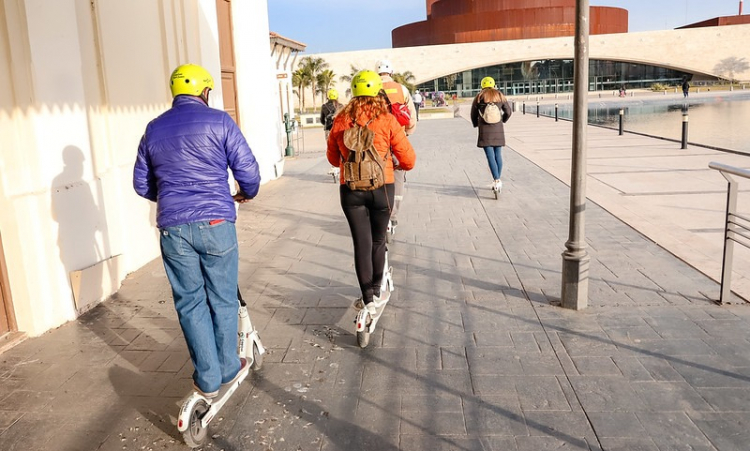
[340,183,395,305]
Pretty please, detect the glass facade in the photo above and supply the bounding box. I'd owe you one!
[417,60,696,98]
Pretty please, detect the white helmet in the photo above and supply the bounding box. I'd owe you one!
[376,59,393,74]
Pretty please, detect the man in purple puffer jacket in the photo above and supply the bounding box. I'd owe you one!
[133,64,260,398]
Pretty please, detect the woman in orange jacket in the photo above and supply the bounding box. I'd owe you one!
[326,70,416,314]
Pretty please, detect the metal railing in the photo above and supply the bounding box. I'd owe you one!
[709,162,750,304]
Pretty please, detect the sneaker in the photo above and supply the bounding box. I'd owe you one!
[354,297,386,311]
[494,179,503,193]
[192,382,219,399]
[222,357,249,387]
[372,294,388,308]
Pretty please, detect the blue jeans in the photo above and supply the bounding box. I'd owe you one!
[160,220,241,393]
[483,146,503,180]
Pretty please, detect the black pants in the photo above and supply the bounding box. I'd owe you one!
[340,183,395,304]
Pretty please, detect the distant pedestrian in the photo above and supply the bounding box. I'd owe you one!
[682,79,690,98]
[470,76,513,195]
[412,90,423,121]
[321,89,343,143]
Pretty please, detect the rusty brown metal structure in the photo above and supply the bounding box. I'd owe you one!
[678,14,750,29]
[393,0,628,48]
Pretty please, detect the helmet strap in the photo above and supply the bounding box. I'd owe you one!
[199,87,211,105]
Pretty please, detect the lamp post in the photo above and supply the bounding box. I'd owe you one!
[284,113,295,157]
[561,0,590,310]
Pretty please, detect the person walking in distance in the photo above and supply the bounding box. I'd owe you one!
[377,59,417,239]
[320,88,343,142]
[470,76,513,195]
[682,78,690,98]
[133,64,261,399]
[412,90,423,121]
[327,70,416,315]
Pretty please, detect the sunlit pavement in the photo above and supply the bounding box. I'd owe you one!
[2,114,750,451]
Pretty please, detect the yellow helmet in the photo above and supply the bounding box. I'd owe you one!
[481,76,496,89]
[327,88,339,100]
[351,70,383,98]
[170,64,214,97]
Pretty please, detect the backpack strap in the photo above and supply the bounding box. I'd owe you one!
[382,81,406,104]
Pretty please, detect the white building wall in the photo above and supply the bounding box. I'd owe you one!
[233,1,285,180]
[0,0,279,336]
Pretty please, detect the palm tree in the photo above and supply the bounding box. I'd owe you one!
[393,70,417,94]
[292,68,311,113]
[298,56,329,110]
[339,65,362,98]
[316,69,336,104]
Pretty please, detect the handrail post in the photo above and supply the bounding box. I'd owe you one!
[710,161,750,304]
[719,174,738,304]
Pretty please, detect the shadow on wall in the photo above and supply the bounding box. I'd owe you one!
[50,145,111,312]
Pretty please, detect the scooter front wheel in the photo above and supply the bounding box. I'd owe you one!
[182,399,210,448]
[357,330,370,348]
[251,342,263,370]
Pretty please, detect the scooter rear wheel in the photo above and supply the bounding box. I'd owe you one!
[182,399,210,448]
[251,342,263,370]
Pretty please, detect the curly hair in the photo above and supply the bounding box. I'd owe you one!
[340,95,390,123]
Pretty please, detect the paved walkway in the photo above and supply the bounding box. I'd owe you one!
[2,114,750,451]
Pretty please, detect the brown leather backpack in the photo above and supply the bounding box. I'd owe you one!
[342,120,386,191]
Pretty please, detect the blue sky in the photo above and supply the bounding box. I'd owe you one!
[267,0,743,53]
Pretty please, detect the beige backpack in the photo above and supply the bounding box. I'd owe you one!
[480,102,502,124]
[342,120,386,191]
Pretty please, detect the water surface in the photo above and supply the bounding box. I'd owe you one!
[546,92,750,154]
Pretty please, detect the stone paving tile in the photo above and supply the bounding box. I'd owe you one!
[689,412,750,451]
[3,117,750,450]
[598,437,660,451]
[636,412,717,451]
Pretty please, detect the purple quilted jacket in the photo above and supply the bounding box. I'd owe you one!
[133,95,260,228]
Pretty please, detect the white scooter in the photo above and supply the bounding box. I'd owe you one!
[328,166,340,183]
[177,288,265,448]
[354,250,394,348]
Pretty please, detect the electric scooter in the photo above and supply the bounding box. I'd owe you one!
[354,250,394,348]
[328,166,340,183]
[177,288,265,448]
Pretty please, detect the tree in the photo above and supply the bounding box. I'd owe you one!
[292,68,311,113]
[316,69,336,104]
[444,73,458,93]
[339,64,362,98]
[713,57,750,83]
[393,70,417,94]
[298,56,329,110]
